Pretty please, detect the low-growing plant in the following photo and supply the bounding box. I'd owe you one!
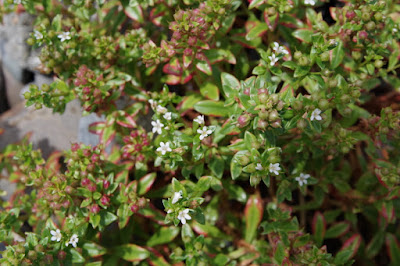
[1,0,400,265]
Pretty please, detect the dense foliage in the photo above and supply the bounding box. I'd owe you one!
[1,0,400,265]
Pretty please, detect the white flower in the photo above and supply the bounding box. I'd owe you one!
[272,42,289,55]
[167,209,173,214]
[151,119,164,134]
[295,173,311,186]
[304,0,316,5]
[269,163,281,175]
[171,191,183,204]
[58,32,71,42]
[163,112,172,120]
[156,142,172,155]
[393,27,398,33]
[310,108,322,121]
[66,234,79,248]
[50,229,62,242]
[194,115,205,125]
[156,105,167,114]
[33,30,43,40]
[148,99,157,110]
[197,126,213,140]
[177,209,191,225]
[268,53,279,66]
[256,163,264,171]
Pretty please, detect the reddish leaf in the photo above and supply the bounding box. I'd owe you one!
[341,234,362,259]
[137,173,157,196]
[89,122,105,135]
[386,233,400,264]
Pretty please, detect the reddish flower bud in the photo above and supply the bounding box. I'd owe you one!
[71,143,80,152]
[188,36,197,46]
[346,11,355,20]
[103,180,110,189]
[82,87,91,94]
[87,163,95,172]
[90,204,100,214]
[91,154,99,162]
[57,251,67,261]
[184,48,193,56]
[87,183,97,192]
[62,200,70,209]
[81,178,90,186]
[238,114,251,128]
[359,30,368,40]
[65,186,73,194]
[134,144,142,152]
[131,204,139,213]
[100,195,110,206]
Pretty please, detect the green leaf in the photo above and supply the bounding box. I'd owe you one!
[124,1,144,23]
[200,82,220,101]
[196,176,212,191]
[115,244,150,262]
[274,242,285,265]
[147,226,180,247]
[334,250,353,265]
[365,230,384,258]
[209,156,224,178]
[312,212,326,246]
[213,254,230,266]
[325,222,350,239]
[292,29,313,43]
[52,14,62,31]
[181,223,194,243]
[386,233,400,265]
[194,100,232,117]
[244,194,263,243]
[246,22,269,41]
[221,72,240,98]
[82,242,107,257]
[99,210,118,228]
[230,158,242,180]
[137,173,156,196]
[196,61,212,75]
[181,94,203,110]
[69,248,85,263]
[223,180,247,203]
[331,41,344,69]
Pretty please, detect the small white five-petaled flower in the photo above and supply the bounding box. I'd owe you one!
[34,30,43,40]
[177,209,191,225]
[256,163,264,171]
[50,229,62,242]
[171,191,183,204]
[194,115,205,125]
[295,173,311,186]
[304,0,316,5]
[197,126,213,140]
[268,53,279,66]
[156,105,167,114]
[272,42,289,55]
[269,163,281,175]
[58,32,71,42]
[310,108,322,121]
[151,119,164,134]
[163,112,172,120]
[66,234,79,248]
[157,142,172,155]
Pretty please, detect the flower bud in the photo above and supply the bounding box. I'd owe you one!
[346,11,356,20]
[81,178,90,186]
[243,163,256,173]
[90,204,100,214]
[103,179,110,189]
[321,51,329,62]
[365,21,376,31]
[236,152,251,166]
[100,195,110,206]
[88,183,97,192]
[269,110,279,122]
[318,99,330,110]
[131,204,139,213]
[292,100,303,111]
[238,114,251,128]
[250,175,261,186]
[358,30,368,40]
[294,51,302,60]
[374,60,383,68]
[297,119,307,129]
[57,251,67,261]
[257,119,268,130]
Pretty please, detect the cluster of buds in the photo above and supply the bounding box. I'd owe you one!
[142,2,229,84]
[255,90,284,130]
[36,174,72,211]
[122,128,150,161]
[74,65,111,113]
[375,164,400,187]
[323,125,357,154]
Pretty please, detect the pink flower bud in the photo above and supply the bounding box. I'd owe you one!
[90,204,100,214]
[100,195,110,206]
[87,183,97,192]
[346,11,355,20]
[103,180,110,190]
[81,178,90,186]
[71,143,80,152]
[131,204,139,213]
[238,114,251,128]
[65,186,73,194]
[359,30,368,40]
[188,36,197,46]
